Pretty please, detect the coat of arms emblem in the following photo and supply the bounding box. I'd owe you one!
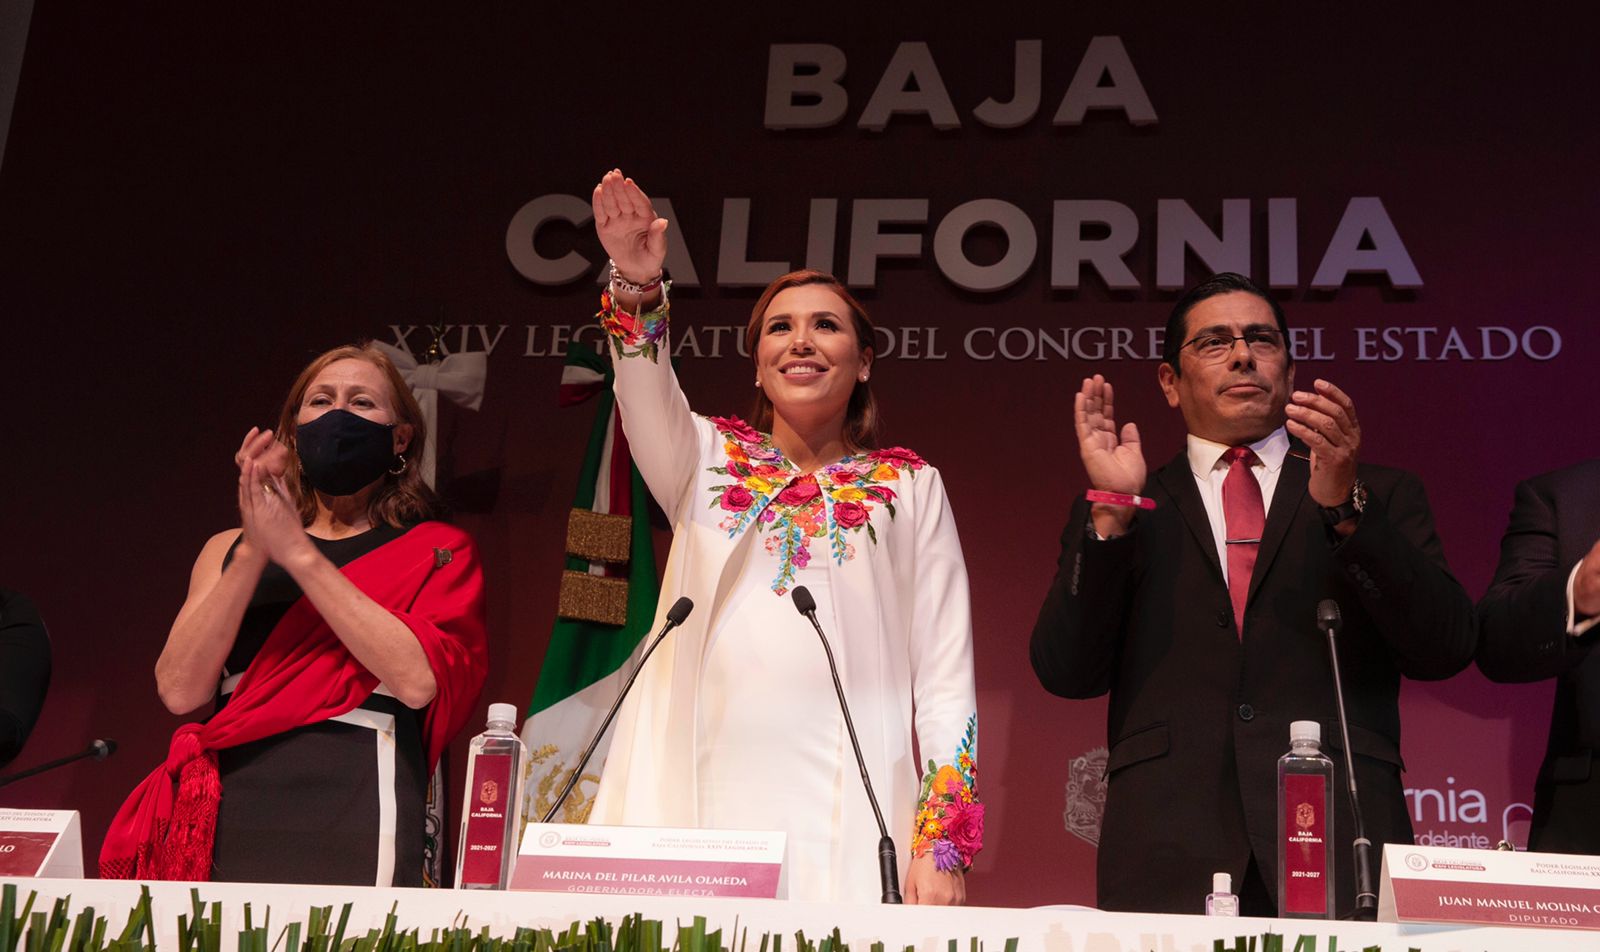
[480,779,500,806]
[1295,801,1316,830]
[1064,746,1109,846]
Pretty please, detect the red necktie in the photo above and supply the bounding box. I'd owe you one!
[1223,446,1265,638]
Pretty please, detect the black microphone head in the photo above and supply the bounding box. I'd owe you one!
[92,739,117,760]
[1317,599,1342,631]
[665,597,694,625]
[791,586,817,615]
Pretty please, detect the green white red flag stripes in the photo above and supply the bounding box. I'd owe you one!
[518,344,660,832]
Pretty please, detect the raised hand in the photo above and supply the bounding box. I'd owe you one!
[1075,375,1146,538]
[593,168,668,288]
[1075,375,1146,495]
[1286,379,1361,512]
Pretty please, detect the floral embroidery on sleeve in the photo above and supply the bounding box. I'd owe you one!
[912,714,982,872]
[597,286,670,361]
[704,417,926,594]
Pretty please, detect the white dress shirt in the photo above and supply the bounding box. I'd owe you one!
[1186,427,1291,585]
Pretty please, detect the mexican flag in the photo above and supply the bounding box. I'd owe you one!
[519,344,660,831]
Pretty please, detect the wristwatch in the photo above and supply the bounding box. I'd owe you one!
[1319,479,1367,526]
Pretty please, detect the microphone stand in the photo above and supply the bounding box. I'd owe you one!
[792,586,902,904]
[0,739,116,789]
[1319,600,1378,921]
[540,598,694,823]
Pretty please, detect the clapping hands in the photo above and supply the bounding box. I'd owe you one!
[234,427,310,567]
[1285,379,1362,514]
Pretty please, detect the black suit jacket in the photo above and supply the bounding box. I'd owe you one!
[1476,458,1600,853]
[1031,447,1475,914]
[1,589,52,768]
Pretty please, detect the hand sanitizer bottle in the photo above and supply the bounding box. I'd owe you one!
[1206,871,1240,916]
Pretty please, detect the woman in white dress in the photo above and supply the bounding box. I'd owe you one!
[586,169,981,905]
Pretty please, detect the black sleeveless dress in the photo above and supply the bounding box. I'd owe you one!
[211,526,430,886]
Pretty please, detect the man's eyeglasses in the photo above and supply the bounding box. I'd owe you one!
[1179,329,1285,362]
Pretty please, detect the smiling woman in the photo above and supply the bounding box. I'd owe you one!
[581,169,981,906]
[746,271,877,454]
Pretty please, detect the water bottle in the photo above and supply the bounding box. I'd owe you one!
[1277,719,1335,918]
[454,703,527,889]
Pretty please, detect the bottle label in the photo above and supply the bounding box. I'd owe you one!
[1281,772,1329,915]
[460,752,514,886]
[1206,894,1239,917]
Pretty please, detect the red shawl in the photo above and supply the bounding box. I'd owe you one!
[98,521,488,880]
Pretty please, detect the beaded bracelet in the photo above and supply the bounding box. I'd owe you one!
[597,284,671,362]
[607,258,664,296]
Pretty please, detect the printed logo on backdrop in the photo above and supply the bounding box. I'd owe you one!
[1406,775,1532,850]
[463,36,1566,367]
[1063,746,1109,846]
[1058,758,1535,852]
[384,321,1566,369]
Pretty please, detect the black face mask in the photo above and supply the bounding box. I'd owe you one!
[296,409,399,497]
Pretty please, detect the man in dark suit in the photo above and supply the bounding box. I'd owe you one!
[1031,273,1475,915]
[1477,460,1600,853]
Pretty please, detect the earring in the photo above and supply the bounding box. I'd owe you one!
[859,373,869,382]
[755,377,762,388]
[388,454,408,476]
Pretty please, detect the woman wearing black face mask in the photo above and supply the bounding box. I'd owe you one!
[101,344,488,887]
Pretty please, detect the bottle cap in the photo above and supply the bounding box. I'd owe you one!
[1212,871,1231,894]
[1290,720,1321,744]
[487,702,519,727]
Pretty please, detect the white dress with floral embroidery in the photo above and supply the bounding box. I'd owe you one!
[587,292,981,903]
[697,556,846,901]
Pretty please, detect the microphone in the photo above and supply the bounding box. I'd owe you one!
[0,739,118,789]
[1318,598,1377,921]
[791,586,902,904]
[540,597,693,823]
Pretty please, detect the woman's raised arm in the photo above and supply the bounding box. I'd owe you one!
[592,168,705,521]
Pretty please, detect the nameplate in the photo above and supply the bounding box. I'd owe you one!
[510,823,785,899]
[0,809,82,878]
[1380,843,1600,930]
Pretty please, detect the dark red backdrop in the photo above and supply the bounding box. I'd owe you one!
[1,4,1595,907]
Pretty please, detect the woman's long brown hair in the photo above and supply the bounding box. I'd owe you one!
[744,270,879,453]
